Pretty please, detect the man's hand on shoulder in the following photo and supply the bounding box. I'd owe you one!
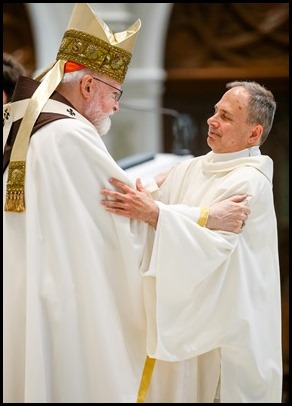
[101,178,159,228]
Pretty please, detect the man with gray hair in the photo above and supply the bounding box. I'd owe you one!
[101,81,282,403]
[3,2,251,402]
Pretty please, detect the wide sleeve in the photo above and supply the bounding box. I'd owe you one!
[141,203,239,360]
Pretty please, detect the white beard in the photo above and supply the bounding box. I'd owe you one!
[95,116,112,137]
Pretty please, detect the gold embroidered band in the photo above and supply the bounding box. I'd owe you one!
[57,29,132,84]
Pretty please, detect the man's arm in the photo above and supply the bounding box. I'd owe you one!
[101,178,250,233]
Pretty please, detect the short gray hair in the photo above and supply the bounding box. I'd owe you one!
[226,81,276,145]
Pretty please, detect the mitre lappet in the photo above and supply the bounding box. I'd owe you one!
[4,3,141,213]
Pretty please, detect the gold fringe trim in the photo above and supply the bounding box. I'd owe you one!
[4,60,66,213]
[136,356,156,403]
[4,161,26,212]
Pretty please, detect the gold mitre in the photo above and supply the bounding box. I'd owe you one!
[40,3,141,84]
[4,4,141,213]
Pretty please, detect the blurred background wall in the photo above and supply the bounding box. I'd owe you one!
[3,3,289,402]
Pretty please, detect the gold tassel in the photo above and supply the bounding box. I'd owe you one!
[4,59,66,214]
[4,161,26,212]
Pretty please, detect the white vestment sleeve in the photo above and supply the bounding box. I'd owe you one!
[3,117,152,403]
[141,204,237,360]
[156,201,201,224]
[140,153,282,402]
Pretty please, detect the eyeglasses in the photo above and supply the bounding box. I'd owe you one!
[92,77,123,102]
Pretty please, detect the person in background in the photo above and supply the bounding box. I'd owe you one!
[101,81,282,403]
[3,51,26,104]
[3,3,250,403]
